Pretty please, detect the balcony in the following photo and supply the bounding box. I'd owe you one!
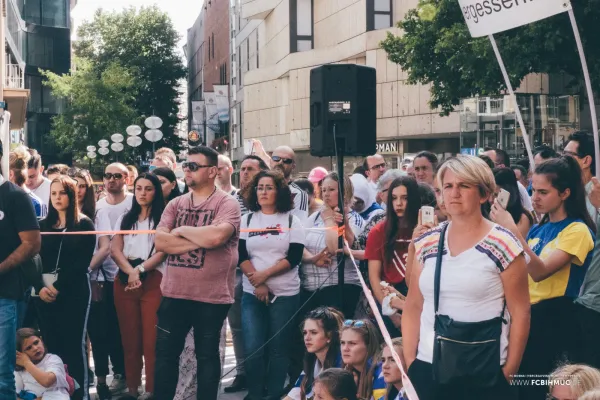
[4,64,30,130]
[241,0,279,19]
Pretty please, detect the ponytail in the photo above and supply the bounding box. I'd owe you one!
[535,155,596,231]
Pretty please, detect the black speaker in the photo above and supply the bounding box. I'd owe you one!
[310,64,377,157]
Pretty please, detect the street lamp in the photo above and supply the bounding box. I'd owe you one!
[144,116,163,156]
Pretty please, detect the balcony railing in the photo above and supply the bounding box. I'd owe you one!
[6,64,25,89]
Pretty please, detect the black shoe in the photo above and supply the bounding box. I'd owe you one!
[224,374,247,393]
[97,383,112,400]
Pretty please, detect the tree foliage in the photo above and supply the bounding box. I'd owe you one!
[380,0,600,115]
[45,6,186,160]
[42,58,138,161]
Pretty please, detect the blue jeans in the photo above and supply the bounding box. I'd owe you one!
[242,292,300,400]
[0,299,17,398]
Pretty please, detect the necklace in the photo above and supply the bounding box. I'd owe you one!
[191,186,217,207]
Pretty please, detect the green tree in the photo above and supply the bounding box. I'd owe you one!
[75,6,186,154]
[380,0,600,115]
[42,58,139,161]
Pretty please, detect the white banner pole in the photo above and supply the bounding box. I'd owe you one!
[1,114,9,179]
[488,34,535,171]
[568,9,600,178]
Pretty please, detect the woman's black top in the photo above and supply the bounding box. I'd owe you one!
[37,216,96,297]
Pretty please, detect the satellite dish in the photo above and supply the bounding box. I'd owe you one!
[98,147,110,156]
[144,129,163,142]
[144,116,163,129]
[98,139,109,148]
[127,136,143,147]
[111,133,124,143]
[87,152,97,159]
[111,142,124,152]
[126,125,142,136]
[86,145,97,152]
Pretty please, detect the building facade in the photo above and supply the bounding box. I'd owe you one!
[186,11,205,134]
[231,0,585,173]
[21,0,73,163]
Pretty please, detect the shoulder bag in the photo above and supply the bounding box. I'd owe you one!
[90,267,107,303]
[432,223,507,387]
[42,229,66,288]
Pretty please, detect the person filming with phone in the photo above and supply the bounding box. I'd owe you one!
[239,170,305,400]
[493,168,534,237]
[403,155,530,400]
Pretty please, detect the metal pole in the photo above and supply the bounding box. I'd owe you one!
[488,35,535,171]
[568,9,600,178]
[334,124,345,310]
[1,0,8,179]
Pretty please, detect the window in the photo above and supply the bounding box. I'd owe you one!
[212,33,215,59]
[290,0,313,53]
[208,38,211,61]
[367,0,393,31]
[23,0,68,28]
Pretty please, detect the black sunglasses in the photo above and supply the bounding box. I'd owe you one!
[182,162,214,172]
[104,173,124,180]
[272,156,294,165]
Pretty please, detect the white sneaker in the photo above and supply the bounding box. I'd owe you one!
[109,374,127,393]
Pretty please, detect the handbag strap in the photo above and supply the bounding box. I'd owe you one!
[433,223,449,315]
[433,223,508,323]
[53,228,67,274]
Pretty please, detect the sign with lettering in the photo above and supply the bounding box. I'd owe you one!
[376,141,399,154]
[458,0,570,38]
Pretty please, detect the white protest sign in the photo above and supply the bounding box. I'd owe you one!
[458,0,571,37]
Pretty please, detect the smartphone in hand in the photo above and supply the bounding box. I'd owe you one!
[421,206,435,225]
[497,189,510,209]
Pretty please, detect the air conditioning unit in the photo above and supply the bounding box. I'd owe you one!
[231,17,236,31]
[232,38,236,54]
[232,85,237,101]
[232,62,237,78]
[232,108,238,125]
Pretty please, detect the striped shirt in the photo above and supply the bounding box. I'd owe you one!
[301,209,365,291]
[235,191,249,216]
[290,182,309,225]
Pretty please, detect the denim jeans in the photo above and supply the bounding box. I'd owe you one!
[227,270,245,375]
[154,297,231,400]
[0,299,17,398]
[242,292,300,400]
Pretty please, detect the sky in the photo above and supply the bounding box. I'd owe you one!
[71,0,204,55]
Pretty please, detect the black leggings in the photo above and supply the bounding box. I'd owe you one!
[407,359,517,400]
[36,288,91,400]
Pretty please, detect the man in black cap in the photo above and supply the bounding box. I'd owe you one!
[0,139,41,398]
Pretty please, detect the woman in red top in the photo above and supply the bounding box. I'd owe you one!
[365,176,421,336]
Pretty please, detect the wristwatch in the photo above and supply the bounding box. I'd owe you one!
[137,264,146,274]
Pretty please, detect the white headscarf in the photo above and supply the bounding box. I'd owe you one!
[350,173,376,211]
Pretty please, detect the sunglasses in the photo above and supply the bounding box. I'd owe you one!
[344,319,366,328]
[182,162,214,172]
[272,156,294,165]
[104,173,124,180]
[370,162,386,170]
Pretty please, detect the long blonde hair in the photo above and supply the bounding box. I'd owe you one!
[382,338,404,400]
[9,146,31,186]
[341,319,382,399]
[549,364,600,398]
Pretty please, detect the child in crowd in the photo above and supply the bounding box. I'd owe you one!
[313,368,358,400]
[15,328,72,400]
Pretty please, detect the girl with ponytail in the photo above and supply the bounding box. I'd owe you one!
[491,154,596,399]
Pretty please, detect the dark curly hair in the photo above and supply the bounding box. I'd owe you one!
[244,170,293,213]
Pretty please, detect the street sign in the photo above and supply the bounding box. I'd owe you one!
[457,0,570,37]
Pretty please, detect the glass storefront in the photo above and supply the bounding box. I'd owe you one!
[460,95,580,161]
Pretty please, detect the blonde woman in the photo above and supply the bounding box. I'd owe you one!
[548,364,600,399]
[403,155,530,400]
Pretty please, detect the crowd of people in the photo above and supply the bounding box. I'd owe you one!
[1,131,600,400]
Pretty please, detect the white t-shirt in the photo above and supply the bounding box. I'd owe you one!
[93,194,134,281]
[290,182,309,225]
[240,211,305,296]
[31,177,51,208]
[114,215,164,275]
[414,222,524,365]
[15,354,70,400]
[517,181,533,212]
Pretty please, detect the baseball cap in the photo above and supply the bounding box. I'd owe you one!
[308,167,328,183]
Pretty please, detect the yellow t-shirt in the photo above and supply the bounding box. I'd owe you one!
[527,219,594,304]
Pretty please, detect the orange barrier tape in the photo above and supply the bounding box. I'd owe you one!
[344,239,420,400]
[40,226,342,235]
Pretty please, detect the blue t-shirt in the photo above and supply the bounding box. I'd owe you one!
[27,191,46,219]
[526,218,595,304]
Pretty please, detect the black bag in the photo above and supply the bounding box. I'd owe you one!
[432,223,506,387]
[118,244,155,285]
[20,254,43,290]
[90,267,107,303]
